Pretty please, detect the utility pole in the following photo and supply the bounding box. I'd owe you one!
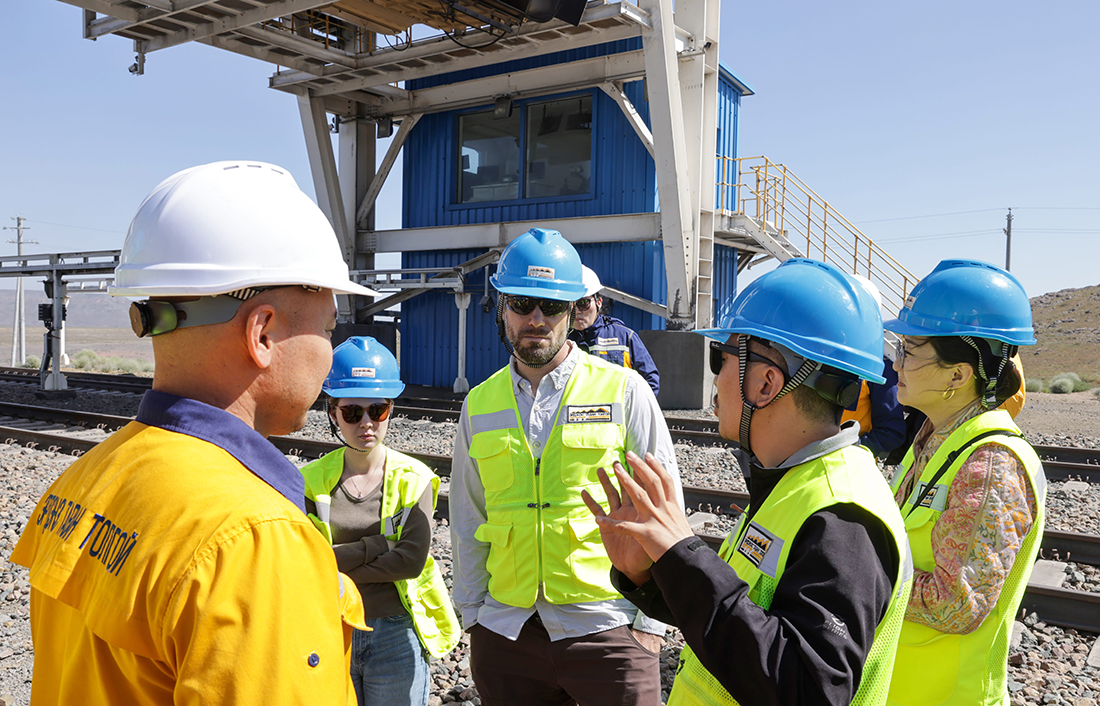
[1004,208,1013,271]
[3,216,37,366]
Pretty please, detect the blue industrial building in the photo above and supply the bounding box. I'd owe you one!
[400,38,753,388]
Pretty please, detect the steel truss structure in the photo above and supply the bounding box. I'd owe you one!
[60,0,748,332]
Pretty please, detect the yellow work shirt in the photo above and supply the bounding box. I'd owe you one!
[12,391,362,706]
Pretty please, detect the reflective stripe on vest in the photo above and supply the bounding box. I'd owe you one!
[886,409,1046,706]
[299,448,461,657]
[668,445,913,706]
[466,354,630,607]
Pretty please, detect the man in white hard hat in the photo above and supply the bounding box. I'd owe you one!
[569,266,661,396]
[12,162,378,705]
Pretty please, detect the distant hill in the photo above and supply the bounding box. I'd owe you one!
[0,287,131,329]
[1026,283,1100,381]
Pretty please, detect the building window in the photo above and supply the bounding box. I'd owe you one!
[456,94,592,205]
[458,111,521,204]
[526,95,592,199]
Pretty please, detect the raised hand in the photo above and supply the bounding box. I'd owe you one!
[586,451,695,567]
[582,465,653,586]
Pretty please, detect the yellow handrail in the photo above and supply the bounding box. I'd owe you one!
[716,155,917,317]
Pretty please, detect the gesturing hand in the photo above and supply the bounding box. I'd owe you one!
[582,451,695,584]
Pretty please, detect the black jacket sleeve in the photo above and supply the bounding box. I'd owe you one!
[617,504,899,706]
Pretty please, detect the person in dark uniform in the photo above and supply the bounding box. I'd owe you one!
[568,265,661,396]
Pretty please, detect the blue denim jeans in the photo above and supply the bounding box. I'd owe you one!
[350,613,430,706]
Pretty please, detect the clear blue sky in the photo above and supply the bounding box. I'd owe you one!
[3,0,1097,299]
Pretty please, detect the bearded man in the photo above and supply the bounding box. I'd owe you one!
[450,228,682,706]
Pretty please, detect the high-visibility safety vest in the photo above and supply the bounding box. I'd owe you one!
[668,445,913,706]
[887,409,1046,706]
[300,448,461,658]
[466,353,630,607]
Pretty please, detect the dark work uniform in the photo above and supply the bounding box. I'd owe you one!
[613,426,900,706]
[569,315,660,396]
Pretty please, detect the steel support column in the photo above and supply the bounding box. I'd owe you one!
[298,90,354,321]
[454,293,471,394]
[339,111,376,322]
[639,0,697,330]
[677,0,720,329]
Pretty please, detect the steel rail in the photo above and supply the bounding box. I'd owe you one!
[2,416,1098,633]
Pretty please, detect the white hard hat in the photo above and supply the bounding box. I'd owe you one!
[580,265,603,298]
[109,161,378,298]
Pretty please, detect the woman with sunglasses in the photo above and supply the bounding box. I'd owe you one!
[300,336,460,706]
[883,261,1046,706]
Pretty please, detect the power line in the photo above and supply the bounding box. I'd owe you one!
[877,229,1001,243]
[25,219,124,235]
[855,208,1003,224]
[856,205,1100,225]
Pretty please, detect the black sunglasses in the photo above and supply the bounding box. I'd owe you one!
[505,295,572,318]
[709,340,782,376]
[574,297,596,312]
[335,401,393,424]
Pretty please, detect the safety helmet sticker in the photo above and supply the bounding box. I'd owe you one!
[527,265,555,279]
[351,367,376,378]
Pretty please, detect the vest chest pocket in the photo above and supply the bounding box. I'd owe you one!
[559,423,622,488]
[469,432,516,493]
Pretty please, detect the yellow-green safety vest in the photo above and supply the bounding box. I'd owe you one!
[669,444,913,706]
[300,447,461,658]
[466,353,630,607]
[887,409,1046,706]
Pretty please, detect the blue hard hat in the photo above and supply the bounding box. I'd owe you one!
[490,228,585,301]
[324,336,405,399]
[884,260,1035,345]
[697,258,886,383]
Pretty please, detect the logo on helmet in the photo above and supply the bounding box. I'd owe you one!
[527,265,555,279]
[351,367,376,378]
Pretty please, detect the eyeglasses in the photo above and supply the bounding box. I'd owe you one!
[575,297,595,312]
[504,295,572,318]
[893,339,934,368]
[709,340,782,376]
[336,401,393,425]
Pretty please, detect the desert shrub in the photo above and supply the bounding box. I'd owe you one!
[72,349,99,370]
[21,355,40,369]
[1093,387,1100,400]
[1049,372,1092,392]
[1024,378,1042,393]
[1049,377,1074,394]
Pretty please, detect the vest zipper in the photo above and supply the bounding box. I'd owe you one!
[534,457,544,587]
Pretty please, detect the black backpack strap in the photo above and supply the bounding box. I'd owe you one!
[905,429,1025,518]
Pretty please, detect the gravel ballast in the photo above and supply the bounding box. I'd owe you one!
[1,384,1098,704]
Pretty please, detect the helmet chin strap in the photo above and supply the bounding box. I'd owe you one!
[327,412,370,454]
[736,336,822,455]
[960,336,1017,409]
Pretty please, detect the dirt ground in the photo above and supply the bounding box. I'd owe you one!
[0,327,152,364]
[1013,390,1100,440]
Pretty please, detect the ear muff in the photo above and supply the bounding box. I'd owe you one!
[810,371,862,408]
[129,300,179,338]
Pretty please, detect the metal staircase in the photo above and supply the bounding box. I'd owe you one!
[715,155,918,318]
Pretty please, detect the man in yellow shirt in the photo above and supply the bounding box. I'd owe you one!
[12,162,377,705]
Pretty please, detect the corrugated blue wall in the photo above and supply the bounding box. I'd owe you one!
[401,241,669,387]
[403,39,655,228]
[398,48,748,388]
[712,244,740,328]
[715,69,742,212]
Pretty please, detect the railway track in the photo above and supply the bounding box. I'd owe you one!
[1,398,1098,633]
